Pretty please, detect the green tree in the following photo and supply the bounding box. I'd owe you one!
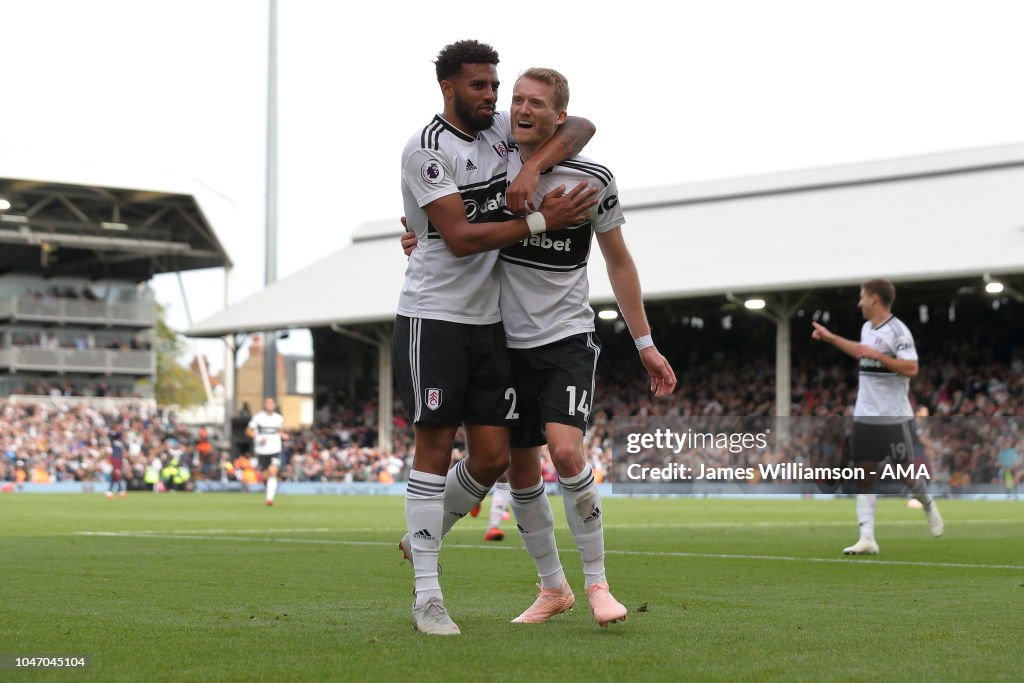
[151,303,205,407]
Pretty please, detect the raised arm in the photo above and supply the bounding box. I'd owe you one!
[811,322,861,358]
[506,116,596,213]
[811,322,918,377]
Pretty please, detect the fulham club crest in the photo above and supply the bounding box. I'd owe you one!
[425,388,443,411]
[492,141,508,159]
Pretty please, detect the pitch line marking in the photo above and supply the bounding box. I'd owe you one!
[603,518,1021,529]
[73,532,1024,571]
[88,520,1015,536]
[76,517,1022,535]
[125,528,334,534]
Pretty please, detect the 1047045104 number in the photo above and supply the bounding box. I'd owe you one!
[2,656,90,669]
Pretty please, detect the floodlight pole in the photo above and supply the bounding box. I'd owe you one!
[726,292,808,439]
[378,335,393,455]
[224,265,236,435]
[262,0,279,402]
[775,313,791,421]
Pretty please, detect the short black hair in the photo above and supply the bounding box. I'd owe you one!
[434,40,499,82]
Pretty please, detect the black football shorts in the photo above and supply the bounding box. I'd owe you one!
[850,420,915,464]
[393,315,516,427]
[508,332,601,448]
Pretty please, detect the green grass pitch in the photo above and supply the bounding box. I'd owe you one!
[1,494,1021,682]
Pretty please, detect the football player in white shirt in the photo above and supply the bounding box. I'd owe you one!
[246,397,287,506]
[402,68,676,627]
[812,279,943,555]
[394,40,600,636]
[499,69,674,627]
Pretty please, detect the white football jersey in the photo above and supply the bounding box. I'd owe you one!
[855,315,918,423]
[397,112,515,324]
[248,410,284,455]
[499,153,625,348]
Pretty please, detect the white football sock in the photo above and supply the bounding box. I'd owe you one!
[510,480,565,589]
[856,493,877,541]
[908,478,934,509]
[441,458,488,537]
[266,476,278,502]
[406,470,446,606]
[489,481,510,528]
[559,464,606,587]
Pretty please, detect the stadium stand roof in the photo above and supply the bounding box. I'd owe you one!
[186,143,1024,337]
[0,174,232,281]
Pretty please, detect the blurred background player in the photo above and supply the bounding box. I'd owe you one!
[145,452,162,492]
[160,442,189,492]
[812,279,943,555]
[907,405,930,509]
[246,397,286,506]
[997,435,1020,500]
[484,476,511,541]
[106,429,127,498]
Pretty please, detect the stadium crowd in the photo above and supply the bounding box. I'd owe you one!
[0,399,412,489]
[8,380,140,398]
[582,308,1024,490]
[3,306,1022,491]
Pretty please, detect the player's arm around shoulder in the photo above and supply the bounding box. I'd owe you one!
[403,145,490,257]
[507,116,596,213]
[424,184,597,257]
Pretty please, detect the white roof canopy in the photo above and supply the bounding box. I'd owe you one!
[187,143,1024,337]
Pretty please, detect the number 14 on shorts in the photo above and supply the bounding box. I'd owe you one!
[567,386,590,419]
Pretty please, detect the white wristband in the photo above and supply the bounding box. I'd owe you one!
[634,334,654,351]
[526,212,547,235]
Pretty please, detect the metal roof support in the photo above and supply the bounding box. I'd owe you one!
[727,291,809,439]
[331,323,394,455]
[176,270,214,406]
